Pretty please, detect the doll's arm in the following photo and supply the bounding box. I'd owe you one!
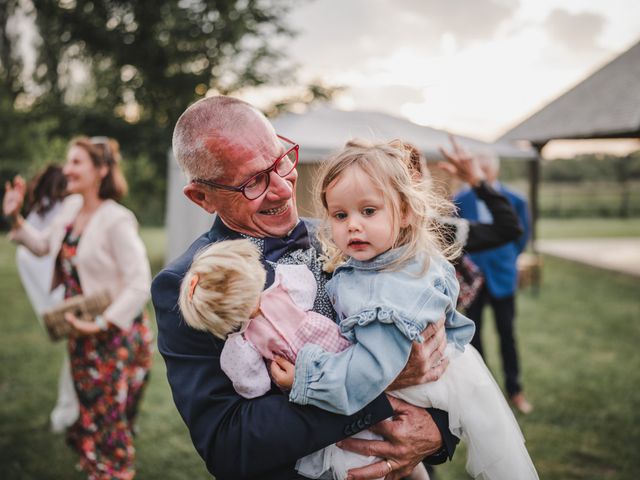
[220,332,271,398]
[274,264,317,311]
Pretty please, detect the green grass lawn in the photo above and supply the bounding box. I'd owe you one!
[1,226,639,479]
[537,218,640,239]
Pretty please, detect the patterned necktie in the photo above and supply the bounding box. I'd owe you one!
[263,221,311,262]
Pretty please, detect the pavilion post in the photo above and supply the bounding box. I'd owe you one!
[528,143,545,254]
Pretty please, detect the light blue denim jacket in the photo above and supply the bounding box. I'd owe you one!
[289,247,475,415]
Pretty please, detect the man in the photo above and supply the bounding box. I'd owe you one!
[454,150,533,414]
[152,96,458,480]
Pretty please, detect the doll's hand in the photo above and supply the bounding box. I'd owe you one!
[65,312,102,336]
[270,356,295,389]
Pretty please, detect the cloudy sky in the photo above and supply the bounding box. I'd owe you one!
[263,0,640,143]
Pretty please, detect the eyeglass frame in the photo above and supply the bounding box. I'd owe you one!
[191,134,300,200]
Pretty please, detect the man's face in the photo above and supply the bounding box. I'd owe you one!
[191,113,299,238]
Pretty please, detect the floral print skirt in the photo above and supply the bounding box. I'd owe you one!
[66,315,153,480]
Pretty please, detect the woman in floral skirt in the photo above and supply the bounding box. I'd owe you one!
[4,136,152,480]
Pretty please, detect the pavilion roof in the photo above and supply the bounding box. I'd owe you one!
[500,40,640,145]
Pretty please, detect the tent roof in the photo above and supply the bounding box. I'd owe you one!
[500,40,640,145]
[270,106,536,163]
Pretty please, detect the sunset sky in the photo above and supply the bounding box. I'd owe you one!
[257,0,640,145]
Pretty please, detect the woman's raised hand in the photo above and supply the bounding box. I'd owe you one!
[3,175,27,225]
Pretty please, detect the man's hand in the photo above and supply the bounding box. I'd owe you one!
[270,356,295,389]
[437,135,486,187]
[387,318,448,391]
[338,396,443,480]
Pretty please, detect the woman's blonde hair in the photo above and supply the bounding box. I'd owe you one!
[179,239,266,339]
[315,139,460,272]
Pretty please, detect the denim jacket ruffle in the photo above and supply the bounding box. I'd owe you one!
[339,306,425,344]
[328,248,475,350]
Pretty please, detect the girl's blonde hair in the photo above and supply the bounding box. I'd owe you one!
[315,139,460,272]
[179,239,266,339]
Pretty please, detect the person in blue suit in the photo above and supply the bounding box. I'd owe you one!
[454,150,533,414]
[151,96,457,480]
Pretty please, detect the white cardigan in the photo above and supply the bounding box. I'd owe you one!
[9,195,151,331]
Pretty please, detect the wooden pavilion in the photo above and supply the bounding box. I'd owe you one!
[499,39,640,248]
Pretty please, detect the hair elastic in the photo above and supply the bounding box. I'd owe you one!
[90,136,114,165]
[188,273,200,300]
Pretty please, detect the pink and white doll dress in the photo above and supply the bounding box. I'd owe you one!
[219,264,382,480]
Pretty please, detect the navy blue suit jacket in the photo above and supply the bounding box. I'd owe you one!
[152,216,398,479]
[455,184,530,298]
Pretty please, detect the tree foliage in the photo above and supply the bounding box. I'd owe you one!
[1,0,326,224]
[29,0,295,142]
[541,153,640,183]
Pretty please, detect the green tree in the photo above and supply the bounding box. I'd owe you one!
[2,0,335,224]
[30,1,296,147]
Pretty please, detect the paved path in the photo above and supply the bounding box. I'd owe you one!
[537,238,640,278]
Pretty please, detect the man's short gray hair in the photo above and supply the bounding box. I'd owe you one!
[172,96,257,181]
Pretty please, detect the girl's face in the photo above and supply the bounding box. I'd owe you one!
[325,165,398,262]
[63,145,106,196]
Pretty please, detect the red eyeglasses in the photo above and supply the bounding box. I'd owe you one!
[192,135,299,200]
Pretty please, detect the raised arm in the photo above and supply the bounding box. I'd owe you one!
[152,269,393,480]
[3,175,27,228]
[437,137,522,253]
[464,182,523,253]
[8,194,83,257]
[5,175,50,256]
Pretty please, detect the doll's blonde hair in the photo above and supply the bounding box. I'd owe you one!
[315,139,460,273]
[179,239,266,340]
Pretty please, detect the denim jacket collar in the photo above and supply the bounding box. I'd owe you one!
[337,246,409,273]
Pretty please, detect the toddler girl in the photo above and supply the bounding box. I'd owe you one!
[270,139,538,480]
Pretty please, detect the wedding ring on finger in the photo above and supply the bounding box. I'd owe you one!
[385,459,393,475]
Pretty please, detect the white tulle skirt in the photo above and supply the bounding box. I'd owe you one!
[296,345,538,480]
[296,429,384,480]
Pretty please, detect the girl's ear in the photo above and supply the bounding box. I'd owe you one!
[400,203,412,228]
